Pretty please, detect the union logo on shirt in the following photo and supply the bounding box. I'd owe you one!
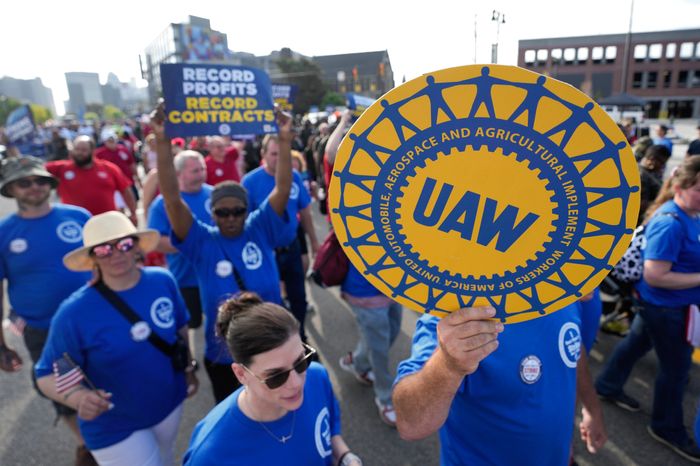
[9,238,27,254]
[64,171,75,180]
[56,221,83,243]
[290,183,300,201]
[558,322,581,368]
[242,241,263,270]
[314,407,332,458]
[150,297,175,329]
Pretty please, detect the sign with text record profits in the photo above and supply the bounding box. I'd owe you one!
[160,63,277,137]
[329,64,640,323]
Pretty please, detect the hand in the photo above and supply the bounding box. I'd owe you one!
[436,306,504,376]
[310,239,320,257]
[579,406,607,453]
[579,292,594,302]
[341,109,353,124]
[185,371,199,398]
[76,389,113,421]
[0,346,23,372]
[275,107,294,143]
[128,212,138,226]
[149,100,167,142]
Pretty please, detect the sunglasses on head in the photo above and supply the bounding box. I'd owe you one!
[15,177,52,189]
[90,237,138,259]
[242,343,316,390]
[213,207,247,218]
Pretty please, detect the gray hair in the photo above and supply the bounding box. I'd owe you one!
[174,150,204,173]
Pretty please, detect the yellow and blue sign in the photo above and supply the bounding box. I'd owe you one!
[160,63,277,137]
[346,93,376,120]
[272,84,298,112]
[329,65,640,323]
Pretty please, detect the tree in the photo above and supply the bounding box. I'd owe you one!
[83,112,100,123]
[0,96,23,126]
[275,55,326,114]
[321,91,345,108]
[104,105,125,122]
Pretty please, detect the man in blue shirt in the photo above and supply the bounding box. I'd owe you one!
[242,135,319,341]
[652,124,673,154]
[393,304,607,465]
[148,150,213,360]
[0,156,93,465]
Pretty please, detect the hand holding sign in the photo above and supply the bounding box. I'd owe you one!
[275,105,294,144]
[150,100,167,143]
[436,306,504,376]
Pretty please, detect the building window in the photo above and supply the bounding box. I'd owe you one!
[564,48,576,64]
[592,46,604,64]
[605,46,617,63]
[696,42,700,59]
[692,71,700,89]
[524,50,536,64]
[632,71,643,88]
[648,44,662,62]
[634,44,648,62]
[646,71,658,88]
[678,70,689,87]
[537,49,548,64]
[680,42,694,60]
[577,47,589,62]
[666,43,677,60]
[551,48,563,64]
[662,70,672,88]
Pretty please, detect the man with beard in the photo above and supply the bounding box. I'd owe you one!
[46,135,137,222]
[0,156,96,465]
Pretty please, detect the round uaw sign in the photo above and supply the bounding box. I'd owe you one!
[329,65,640,323]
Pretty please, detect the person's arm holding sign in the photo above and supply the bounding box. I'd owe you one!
[266,110,294,216]
[325,110,353,166]
[152,101,194,242]
[393,307,504,440]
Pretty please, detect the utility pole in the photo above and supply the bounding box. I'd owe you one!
[620,0,635,93]
[491,10,506,64]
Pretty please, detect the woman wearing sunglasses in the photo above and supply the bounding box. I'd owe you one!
[184,292,362,466]
[152,102,297,403]
[35,211,198,465]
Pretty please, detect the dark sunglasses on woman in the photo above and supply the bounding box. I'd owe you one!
[242,343,317,390]
[90,237,139,259]
[213,207,247,218]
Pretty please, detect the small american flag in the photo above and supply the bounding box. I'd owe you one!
[53,354,85,394]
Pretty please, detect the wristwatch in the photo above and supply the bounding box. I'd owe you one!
[339,451,362,466]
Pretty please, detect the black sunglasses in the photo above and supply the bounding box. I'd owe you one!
[90,237,138,259]
[213,207,247,218]
[15,177,52,189]
[241,343,317,389]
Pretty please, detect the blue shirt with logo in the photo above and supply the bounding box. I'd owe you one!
[0,204,91,328]
[35,267,189,449]
[242,167,310,245]
[637,200,700,307]
[395,304,581,466]
[173,199,289,363]
[148,185,214,287]
[184,363,340,466]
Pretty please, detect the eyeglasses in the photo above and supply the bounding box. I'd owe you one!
[90,237,138,259]
[15,177,52,189]
[241,343,316,390]
[213,207,247,218]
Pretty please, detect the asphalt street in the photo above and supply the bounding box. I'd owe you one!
[1,120,700,465]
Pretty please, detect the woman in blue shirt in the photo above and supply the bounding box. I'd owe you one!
[152,103,294,403]
[35,211,198,465]
[596,156,700,462]
[184,292,362,466]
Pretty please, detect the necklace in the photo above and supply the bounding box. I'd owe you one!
[243,390,296,444]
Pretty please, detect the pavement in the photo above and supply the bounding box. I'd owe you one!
[2,120,700,465]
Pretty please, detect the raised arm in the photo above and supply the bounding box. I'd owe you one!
[393,307,503,440]
[151,102,193,241]
[325,110,353,166]
[267,111,294,216]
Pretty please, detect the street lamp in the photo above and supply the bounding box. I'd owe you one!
[491,10,506,64]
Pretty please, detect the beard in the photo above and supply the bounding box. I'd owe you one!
[73,154,93,168]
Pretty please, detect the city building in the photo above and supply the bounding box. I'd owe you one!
[314,50,394,99]
[518,28,700,119]
[0,76,56,115]
[65,72,103,115]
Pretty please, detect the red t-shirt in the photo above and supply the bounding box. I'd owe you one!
[205,147,240,184]
[46,159,132,215]
[93,144,136,181]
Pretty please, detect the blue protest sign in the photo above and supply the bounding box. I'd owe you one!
[272,84,298,112]
[346,93,376,119]
[160,63,278,137]
[5,105,35,145]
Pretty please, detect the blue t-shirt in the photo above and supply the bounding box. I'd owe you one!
[636,201,700,307]
[242,167,310,245]
[342,262,383,297]
[35,268,189,449]
[173,199,289,363]
[184,363,341,466]
[395,305,582,466]
[577,288,602,352]
[0,204,91,328]
[147,185,214,287]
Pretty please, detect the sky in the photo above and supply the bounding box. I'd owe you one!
[2,0,699,116]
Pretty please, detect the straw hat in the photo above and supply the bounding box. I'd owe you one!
[63,211,159,271]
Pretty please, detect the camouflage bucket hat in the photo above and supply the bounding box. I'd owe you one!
[0,156,58,198]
